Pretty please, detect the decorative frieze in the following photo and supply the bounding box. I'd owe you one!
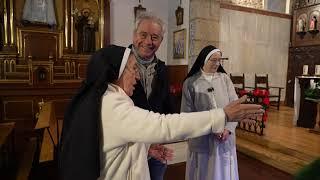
[222,0,264,9]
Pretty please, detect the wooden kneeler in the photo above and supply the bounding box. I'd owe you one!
[16,101,57,180]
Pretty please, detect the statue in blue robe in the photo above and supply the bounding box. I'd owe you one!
[22,0,57,26]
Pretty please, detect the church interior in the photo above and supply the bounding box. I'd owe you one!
[0,0,320,179]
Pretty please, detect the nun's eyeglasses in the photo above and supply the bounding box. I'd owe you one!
[208,57,228,65]
[208,58,221,65]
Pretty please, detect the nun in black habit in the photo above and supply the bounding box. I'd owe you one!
[181,45,239,180]
[59,45,127,180]
[59,45,262,180]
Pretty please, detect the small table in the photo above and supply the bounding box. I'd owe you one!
[305,98,320,134]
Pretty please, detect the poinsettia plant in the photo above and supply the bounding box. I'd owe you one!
[238,88,270,123]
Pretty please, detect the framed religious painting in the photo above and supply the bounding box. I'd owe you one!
[72,0,101,54]
[134,4,146,21]
[175,6,184,26]
[173,29,186,59]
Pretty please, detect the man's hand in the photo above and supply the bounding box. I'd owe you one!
[148,144,174,163]
[223,95,264,122]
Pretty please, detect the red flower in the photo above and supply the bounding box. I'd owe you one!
[239,89,248,97]
[262,97,270,106]
[262,89,270,97]
[257,89,269,97]
[253,89,260,97]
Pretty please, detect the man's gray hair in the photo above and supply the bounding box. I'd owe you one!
[134,12,166,36]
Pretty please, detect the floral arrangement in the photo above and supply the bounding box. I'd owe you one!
[236,88,269,135]
[305,81,320,99]
[239,88,270,123]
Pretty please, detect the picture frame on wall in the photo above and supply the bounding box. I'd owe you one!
[173,29,186,59]
[175,6,184,26]
[134,4,146,21]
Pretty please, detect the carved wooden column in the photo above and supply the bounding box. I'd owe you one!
[2,0,16,52]
[64,0,72,53]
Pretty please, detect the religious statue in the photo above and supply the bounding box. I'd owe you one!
[297,18,306,32]
[309,16,318,31]
[22,0,57,26]
[74,8,97,54]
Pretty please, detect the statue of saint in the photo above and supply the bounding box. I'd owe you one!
[297,18,305,32]
[309,16,318,31]
[22,0,57,26]
[75,8,97,54]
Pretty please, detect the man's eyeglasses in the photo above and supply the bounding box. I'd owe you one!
[137,32,162,42]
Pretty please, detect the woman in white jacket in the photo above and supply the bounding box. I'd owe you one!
[59,45,263,180]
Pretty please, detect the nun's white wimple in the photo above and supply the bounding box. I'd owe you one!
[204,49,221,65]
[118,48,131,79]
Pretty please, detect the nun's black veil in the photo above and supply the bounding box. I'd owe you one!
[185,45,226,80]
[59,45,127,180]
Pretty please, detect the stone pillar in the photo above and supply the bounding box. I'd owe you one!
[189,0,221,67]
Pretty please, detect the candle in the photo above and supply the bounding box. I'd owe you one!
[303,65,308,75]
[315,65,320,75]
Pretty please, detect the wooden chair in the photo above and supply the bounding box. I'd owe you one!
[255,74,284,110]
[230,73,245,92]
[230,73,253,98]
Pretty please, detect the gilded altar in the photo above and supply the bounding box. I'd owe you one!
[0,0,110,135]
